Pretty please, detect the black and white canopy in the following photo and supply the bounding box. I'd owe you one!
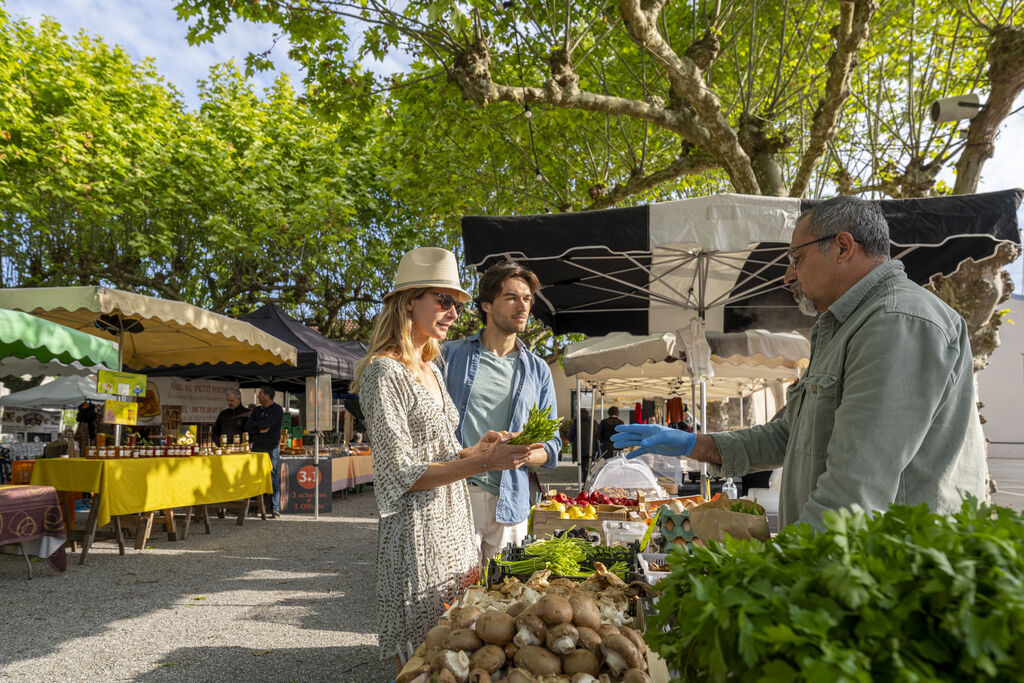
[462,190,1023,337]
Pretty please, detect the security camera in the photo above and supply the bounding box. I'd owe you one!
[929,93,984,124]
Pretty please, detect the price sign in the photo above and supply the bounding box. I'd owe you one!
[279,456,331,514]
[104,399,138,426]
[97,369,147,398]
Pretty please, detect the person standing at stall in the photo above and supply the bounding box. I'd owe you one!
[213,389,249,446]
[245,385,284,518]
[354,247,542,672]
[612,195,986,530]
[597,406,623,458]
[443,261,561,567]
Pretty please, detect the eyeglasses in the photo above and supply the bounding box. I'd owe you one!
[432,292,465,315]
[786,234,839,269]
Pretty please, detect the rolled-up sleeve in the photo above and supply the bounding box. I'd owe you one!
[798,313,963,529]
[360,359,431,518]
[710,416,790,478]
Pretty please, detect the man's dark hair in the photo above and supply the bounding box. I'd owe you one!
[260,385,276,401]
[800,195,890,260]
[608,406,619,417]
[476,260,541,325]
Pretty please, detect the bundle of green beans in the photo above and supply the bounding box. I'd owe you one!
[494,532,630,578]
[508,404,563,445]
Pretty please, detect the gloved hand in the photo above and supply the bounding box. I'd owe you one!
[611,424,697,459]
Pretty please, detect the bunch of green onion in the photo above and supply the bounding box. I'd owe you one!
[494,532,630,577]
[508,404,563,445]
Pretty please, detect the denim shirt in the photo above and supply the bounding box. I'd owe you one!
[711,260,986,530]
[442,332,561,524]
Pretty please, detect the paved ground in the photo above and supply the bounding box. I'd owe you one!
[0,489,392,683]
[2,457,1020,683]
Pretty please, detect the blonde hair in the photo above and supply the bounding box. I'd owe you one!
[351,287,440,391]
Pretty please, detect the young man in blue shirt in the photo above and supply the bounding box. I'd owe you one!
[443,261,561,566]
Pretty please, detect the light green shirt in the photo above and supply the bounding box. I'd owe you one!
[464,349,519,495]
[711,260,986,530]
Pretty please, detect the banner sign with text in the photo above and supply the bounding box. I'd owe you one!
[97,369,147,398]
[136,377,240,425]
[104,399,138,426]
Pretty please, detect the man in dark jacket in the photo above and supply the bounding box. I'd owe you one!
[597,407,624,457]
[213,389,249,446]
[245,385,284,517]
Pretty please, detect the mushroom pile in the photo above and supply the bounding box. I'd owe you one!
[397,566,651,683]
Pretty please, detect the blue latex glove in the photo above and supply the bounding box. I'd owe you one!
[611,424,697,459]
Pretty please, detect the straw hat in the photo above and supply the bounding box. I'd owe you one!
[386,247,472,302]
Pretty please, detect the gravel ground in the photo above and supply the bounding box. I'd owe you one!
[0,488,393,683]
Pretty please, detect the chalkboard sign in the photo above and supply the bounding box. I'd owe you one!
[279,456,331,514]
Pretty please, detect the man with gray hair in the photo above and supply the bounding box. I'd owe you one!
[213,388,250,446]
[613,195,986,530]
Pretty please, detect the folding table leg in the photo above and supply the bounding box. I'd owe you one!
[134,512,154,550]
[236,498,249,526]
[113,515,125,555]
[164,509,178,541]
[18,542,32,580]
[200,505,211,534]
[181,506,193,541]
[79,492,101,565]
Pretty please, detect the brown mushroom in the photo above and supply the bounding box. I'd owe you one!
[618,625,647,657]
[514,645,562,677]
[437,617,453,628]
[436,669,458,683]
[575,627,602,653]
[395,665,431,683]
[570,674,599,683]
[506,601,531,618]
[445,629,484,652]
[513,613,547,648]
[475,610,516,646]
[600,634,643,674]
[506,668,538,683]
[621,669,651,683]
[568,593,602,632]
[437,649,471,683]
[455,606,484,629]
[468,644,506,674]
[424,625,453,650]
[504,642,519,661]
[546,623,580,655]
[597,624,621,638]
[562,649,601,677]
[468,668,493,683]
[535,594,574,626]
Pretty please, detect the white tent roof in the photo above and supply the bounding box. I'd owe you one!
[563,329,809,400]
[1,375,117,408]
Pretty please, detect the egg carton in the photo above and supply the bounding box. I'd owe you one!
[655,504,697,544]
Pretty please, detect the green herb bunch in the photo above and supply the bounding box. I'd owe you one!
[508,404,563,445]
[730,499,763,516]
[647,498,1024,682]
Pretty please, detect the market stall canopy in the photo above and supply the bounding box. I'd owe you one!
[0,308,118,376]
[1,375,117,408]
[138,303,366,390]
[563,330,809,400]
[462,190,1023,337]
[0,286,297,371]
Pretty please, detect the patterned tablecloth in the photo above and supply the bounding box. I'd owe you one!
[330,454,374,492]
[0,484,68,571]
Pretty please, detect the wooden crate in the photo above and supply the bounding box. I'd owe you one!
[530,503,629,540]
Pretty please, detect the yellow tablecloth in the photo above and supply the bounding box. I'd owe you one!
[29,454,272,528]
[330,454,374,491]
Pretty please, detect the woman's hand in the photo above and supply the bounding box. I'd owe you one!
[470,431,541,471]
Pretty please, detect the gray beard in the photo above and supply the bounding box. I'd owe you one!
[793,285,819,317]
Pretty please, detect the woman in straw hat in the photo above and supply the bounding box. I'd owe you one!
[353,247,544,670]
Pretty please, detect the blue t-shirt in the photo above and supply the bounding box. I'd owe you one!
[463,349,518,494]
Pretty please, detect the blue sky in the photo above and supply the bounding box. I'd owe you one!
[5,0,1024,288]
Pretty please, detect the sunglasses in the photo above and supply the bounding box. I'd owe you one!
[431,292,465,315]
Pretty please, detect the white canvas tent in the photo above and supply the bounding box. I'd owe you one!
[1,375,117,409]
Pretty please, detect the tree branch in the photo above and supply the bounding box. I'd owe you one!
[583,146,721,210]
[616,0,760,194]
[789,0,878,197]
[954,24,1024,195]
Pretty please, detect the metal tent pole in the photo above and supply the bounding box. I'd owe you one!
[575,377,582,491]
[700,380,708,500]
[739,396,744,428]
[314,378,320,521]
